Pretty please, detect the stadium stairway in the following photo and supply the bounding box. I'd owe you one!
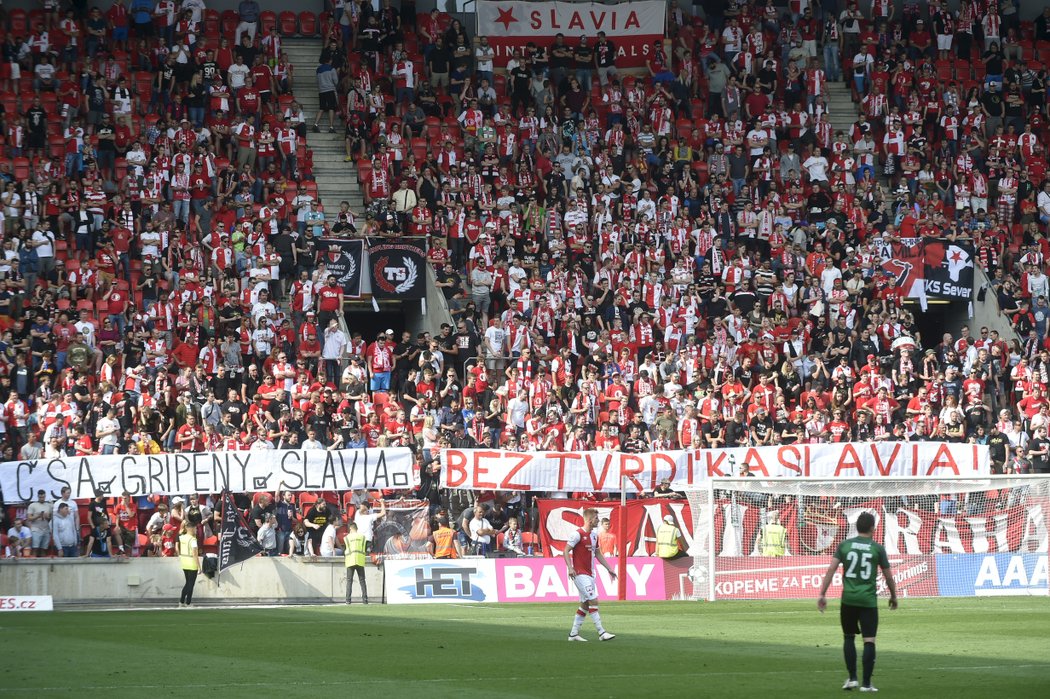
[825,81,857,139]
[282,38,364,214]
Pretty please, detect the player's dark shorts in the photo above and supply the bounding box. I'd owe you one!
[840,604,879,637]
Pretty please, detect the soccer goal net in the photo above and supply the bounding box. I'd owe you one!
[683,477,1050,602]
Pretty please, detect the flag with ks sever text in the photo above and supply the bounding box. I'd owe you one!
[218,490,264,572]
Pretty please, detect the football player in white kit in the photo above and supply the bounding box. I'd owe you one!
[563,507,617,642]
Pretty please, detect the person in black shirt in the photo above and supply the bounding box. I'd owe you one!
[987,424,1009,471]
[307,408,332,443]
[510,59,532,117]
[272,229,297,286]
[25,96,48,158]
[426,38,451,92]
[573,36,594,92]
[1026,426,1050,473]
[86,514,121,557]
[435,263,465,306]
[723,411,748,447]
[186,493,204,527]
[303,499,331,553]
[250,493,276,531]
[452,322,480,375]
[749,407,775,445]
[86,491,109,526]
[221,387,248,429]
[235,34,260,67]
[549,34,573,92]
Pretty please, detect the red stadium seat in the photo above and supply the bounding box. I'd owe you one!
[260,11,277,34]
[220,10,238,38]
[356,159,371,184]
[47,135,64,159]
[0,92,19,117]
[204,9,221,37]
[298,11,317,36]
[279,11,298,36]
[12,157,29,181]
[8,9,27,36]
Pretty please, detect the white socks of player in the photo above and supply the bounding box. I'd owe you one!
[588,607,606,635]
[571,607,587,636]
[570,606,608,639]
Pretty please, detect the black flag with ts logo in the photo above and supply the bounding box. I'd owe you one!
[218,490,264,572]
[368,239,427,300]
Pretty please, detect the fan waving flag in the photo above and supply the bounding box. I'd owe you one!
[369,240,427,300]
[476,1,666,68]
[218,490,264,572]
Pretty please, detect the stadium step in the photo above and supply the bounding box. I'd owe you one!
[825,82,858,137]
[282,37,364,212]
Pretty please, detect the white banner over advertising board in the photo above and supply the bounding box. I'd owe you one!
[0,448,417,503]
[441,443,991,492]
[476,1,665,67]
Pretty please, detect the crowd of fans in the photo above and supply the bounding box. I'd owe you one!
[4,0,1050,560]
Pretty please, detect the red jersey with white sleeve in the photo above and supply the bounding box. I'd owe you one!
[565,526,596,576]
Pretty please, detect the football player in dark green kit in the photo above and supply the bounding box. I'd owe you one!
[818,512,898,693]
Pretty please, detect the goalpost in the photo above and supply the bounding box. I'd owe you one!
[684,476,1050,602]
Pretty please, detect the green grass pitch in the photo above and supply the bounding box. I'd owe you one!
[1,598,1048,697]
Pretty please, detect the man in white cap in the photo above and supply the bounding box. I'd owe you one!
[655,514,685,559]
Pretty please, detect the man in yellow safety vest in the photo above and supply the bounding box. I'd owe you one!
[656,515,685,559]
[343,522,368,604]
[760,511,787,557]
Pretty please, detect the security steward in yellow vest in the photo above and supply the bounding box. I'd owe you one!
[430,516,458,559]
[343,522,368,604]
[656,515,685,559]
[760,511,787,557]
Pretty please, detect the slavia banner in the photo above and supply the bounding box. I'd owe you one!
[537,496,1047,559]
[442,443,991,493]
[0,448,417,503]
[475,1,665,68]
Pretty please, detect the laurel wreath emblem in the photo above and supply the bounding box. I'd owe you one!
[395,257,418,294]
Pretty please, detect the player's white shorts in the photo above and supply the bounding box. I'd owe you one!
[574,574,597,603]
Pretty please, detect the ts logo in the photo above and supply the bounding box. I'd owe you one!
[384,266,408,282]
[398,564,488,601]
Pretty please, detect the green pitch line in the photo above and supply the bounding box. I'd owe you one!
[0,598,1047,697]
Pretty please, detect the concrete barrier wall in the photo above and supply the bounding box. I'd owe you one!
[0,558,384,606]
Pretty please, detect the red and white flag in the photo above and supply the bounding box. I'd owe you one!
[476,0,666,68]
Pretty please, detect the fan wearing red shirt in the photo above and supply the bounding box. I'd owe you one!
[827,410,851,442]
[176,414,205,452]
[316,274,344,331]
[238,76,261,117]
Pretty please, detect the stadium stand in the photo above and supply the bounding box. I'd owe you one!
[1,0,1049,560]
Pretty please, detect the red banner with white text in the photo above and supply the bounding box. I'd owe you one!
[537,496,1048,559]
[475,1,665,68]
[538,498,693,557]
[441,443,990,493]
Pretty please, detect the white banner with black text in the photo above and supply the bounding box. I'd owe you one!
[0,448,416,503]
